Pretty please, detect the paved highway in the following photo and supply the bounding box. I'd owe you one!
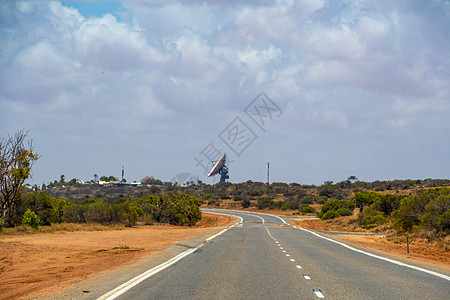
[98,209,449,300]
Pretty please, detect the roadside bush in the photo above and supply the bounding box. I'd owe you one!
[85,200,112,224]
[22,209,40,229]
[316,197,327,204]
[319,185,344,199]
[284,196,301,210]
[321,199,355,214]
[0,219,3,231]
[281,202,291,211]
[242,197,251,208]
[361,215,388,226]
[352,192,380,212]
[300,194,318,204]
[421,195,450,234]
[63,204,88,223]
[322,210,340,220]
[233,195,243,202]
[391,188,450,232]
[300,205,315,215]
[336,208,353,216]
[437,209,450,233]
[50,197,70,223]
[257,197,274,209]
[17,192,54,226]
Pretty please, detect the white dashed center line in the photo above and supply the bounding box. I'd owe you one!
[313,289,325,298]
[263,216,325,298]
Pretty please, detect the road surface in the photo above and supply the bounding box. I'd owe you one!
[95,209,449,300]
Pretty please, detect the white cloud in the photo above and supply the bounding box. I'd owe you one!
[14,40,71,76]
[1,0,450,184]
[74,14,169,71]
[307,25,366,61]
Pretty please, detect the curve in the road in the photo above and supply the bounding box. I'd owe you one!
[97,213,243,300]
[97,209,449,300]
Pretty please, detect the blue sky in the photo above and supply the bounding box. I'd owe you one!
[1,0,449,185]
[64,1,123,19]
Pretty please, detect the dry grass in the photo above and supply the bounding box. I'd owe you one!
[0,223,126,236]
[0,213,235,300]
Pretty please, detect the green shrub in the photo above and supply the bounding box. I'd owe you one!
[437,209,450,233]
[421,195,450,232]
[352,192,380,211]
[257,197,274,209]
[0,219,3,231]
[281,202,291,211]
[336,208,353,216]
[300,205,315,215]
[22,209,40,229]
[320,199,355,215]
[316,197,327,204]
[361,215,388,226]
[364,224,377,229]
[322,210,340,220]
[300,194,318,204]
[391,188,450,232]
[242,197,251,208]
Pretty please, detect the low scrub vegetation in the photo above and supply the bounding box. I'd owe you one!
[317,199,355,219]
[354,188,449,237]
[3,177,448,241]
[6,192,203,227]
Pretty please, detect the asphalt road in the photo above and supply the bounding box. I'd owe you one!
[97,209,450,300]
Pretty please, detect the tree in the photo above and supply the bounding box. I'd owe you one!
[22,209,40,229]
[141,176,156,185]
[108,176,118,182]
[60,174,66,185]
[0,130,39,226]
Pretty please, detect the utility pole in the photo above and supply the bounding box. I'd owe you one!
[267,162,270,185]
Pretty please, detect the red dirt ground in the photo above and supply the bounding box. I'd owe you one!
[0,213,234,300]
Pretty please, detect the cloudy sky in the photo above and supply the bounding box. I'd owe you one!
[1,0,449,185]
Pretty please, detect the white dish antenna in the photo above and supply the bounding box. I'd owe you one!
[208,153,227,177]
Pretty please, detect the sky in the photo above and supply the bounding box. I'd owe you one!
[1,0,449,186]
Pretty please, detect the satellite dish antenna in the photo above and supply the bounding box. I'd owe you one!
[208,153,229,182]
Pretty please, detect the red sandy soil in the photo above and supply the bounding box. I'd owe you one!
[0,213,233,300]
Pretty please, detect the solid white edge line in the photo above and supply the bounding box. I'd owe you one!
[297,227,450,281]
[210,209,287,225]
[248,213,265,225]
[97,214,242,300]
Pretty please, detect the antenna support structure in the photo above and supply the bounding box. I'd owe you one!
[207,153,229,183]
